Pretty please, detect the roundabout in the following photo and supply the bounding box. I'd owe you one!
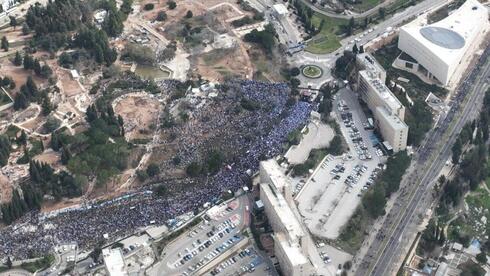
[302,65,323,79]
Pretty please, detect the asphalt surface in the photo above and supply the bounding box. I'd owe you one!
[147,195,250,276]
[292,0,449,89]
[356,49,490,276]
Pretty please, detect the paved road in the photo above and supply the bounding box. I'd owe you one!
[291,0,449,89]
[356,49,490,276]
[298,0,399,19]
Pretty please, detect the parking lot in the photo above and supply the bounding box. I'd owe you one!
[148,196,250,276]
[296,88,387,240]
[204,247,276,276]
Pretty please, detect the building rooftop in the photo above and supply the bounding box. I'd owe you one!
[357,53,385,75]
[376,106,408,131]
[419,26,465,49]
[273,4,288,15]
[260,159,291,190]
[275,232,309,266]
[261,183,305,244]
[360,70,403,114]
[400,0,488,63]
[102,248,127,276]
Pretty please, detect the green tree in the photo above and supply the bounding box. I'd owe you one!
[379,7,386,19]
[452,137,462,164]
[6,256,12,269]
[185,10,193,18]
[156,11,167,21]
[9,16,17,29]
[120,0,133,16]
[13,51,22,66]
[103,10,124,37]
[143,3,154,10]
[186,162,202,177]
[146,163,159,177]
[21,23,30,35]
[168,1,176,9]
[1,36,9,51]
[476,252,487,264]
[13,93,28,110]
[362,184,386,218]
[290,67,300,77]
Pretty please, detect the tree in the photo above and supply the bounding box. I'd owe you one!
[13,93,28,110]
[18,130,27,145]
[120,0,133,16]
[186,162,202,177]
[21,23,30,35]
[9,16,17,29]
[146,163,159,177]
[1,36,8,51]
[168,1,177,9]
[452,137,462,164]
[156,11,167,21]
[352,44,358,55]
[153,184,166,197]
[6,257,12,269]
[347,17,355,35]
[143,3,154,10]
[103,10,124,37]
[33,59,41,75]
[476,252,487,264]
[379,7,386,19]
[136,169,148,181]
[290,78,300,88]
[13,51,22,66]
[23,53,34,70]
[362,184,386,218]
[290,67,300,77]
[185,10,193,18]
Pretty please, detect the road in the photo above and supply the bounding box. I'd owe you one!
[297,0,398,19]
[291,0,450,89]
[356,47,490,276]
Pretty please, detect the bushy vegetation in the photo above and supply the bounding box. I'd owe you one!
[243,24,276,54]
[25,0,124,65]
[186,150,225,177]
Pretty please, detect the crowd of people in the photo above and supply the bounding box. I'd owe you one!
[0,80,312,261]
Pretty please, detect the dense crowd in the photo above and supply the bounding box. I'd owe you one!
[0,80,311,261]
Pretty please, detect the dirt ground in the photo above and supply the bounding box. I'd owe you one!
[33,151,60,166]
[0,62,46,94]
[195,46,251,81]
[114,94,160,141]
[56,68,84,97]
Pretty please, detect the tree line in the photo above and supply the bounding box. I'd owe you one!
[24,0,128,65]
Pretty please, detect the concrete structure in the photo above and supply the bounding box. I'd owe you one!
[272,4,288,18]
[398,0,490,86]
[356,53,409,152]
[259,160,313,276]
[0,0,16,14]
[102,248,127,276]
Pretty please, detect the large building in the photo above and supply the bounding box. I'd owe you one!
[102,248,128,276]
[398,0,489,86]
[259,160,314,276]
[356,53,409,152]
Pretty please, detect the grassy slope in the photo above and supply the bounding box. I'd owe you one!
[306,14,347,54]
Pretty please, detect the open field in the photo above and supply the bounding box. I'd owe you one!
[306,14,347,54]
[56,69,85,97]
[113,93,161,141]
[196,46,251,81]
